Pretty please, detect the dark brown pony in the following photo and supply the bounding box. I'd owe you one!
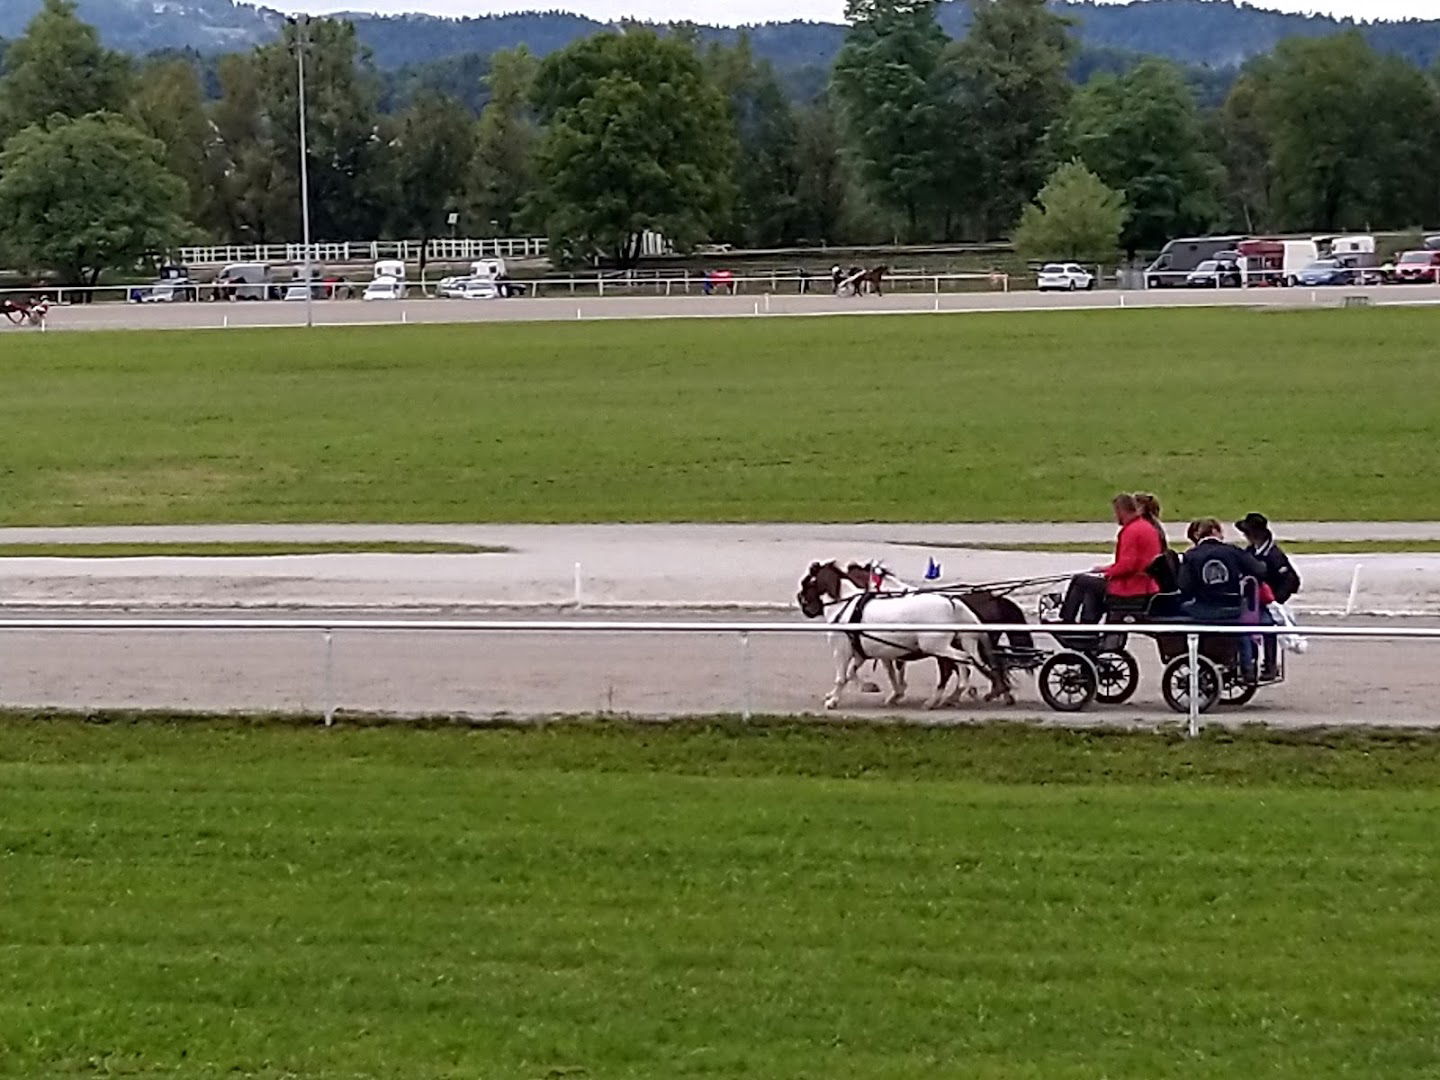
[857,265,888,297]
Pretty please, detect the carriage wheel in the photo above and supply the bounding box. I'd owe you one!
[1219,677,1259,707]
[1038,652,1098,713]
[1092,650,1140,705]
[1161,655,1221,715]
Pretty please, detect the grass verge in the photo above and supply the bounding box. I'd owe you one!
[2,307,1438,523]
[0,540,507,558]
[3,714,1440,1078]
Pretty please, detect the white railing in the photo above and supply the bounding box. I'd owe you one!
[1,617,1434,736]
[2,271,1010,308]
[176,237,549,267]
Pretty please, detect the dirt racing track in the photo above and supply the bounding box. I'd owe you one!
[1,524,1438,728]
[34,282,1440,332]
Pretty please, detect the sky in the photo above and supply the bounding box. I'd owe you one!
[254,0,1440,28]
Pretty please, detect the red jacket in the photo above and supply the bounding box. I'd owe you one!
[1102,518,1163,597]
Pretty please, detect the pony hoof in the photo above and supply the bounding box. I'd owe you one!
[883,693,903,706]
[966,687,979,701]
[824,696,839,711]
[1004,693,1016,706]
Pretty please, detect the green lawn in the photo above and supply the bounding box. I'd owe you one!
[4,308,1437,523]
[4,717,1440,1078]
[0,541,503,557]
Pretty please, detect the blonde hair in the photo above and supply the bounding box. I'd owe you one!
[1134,492,1161,520]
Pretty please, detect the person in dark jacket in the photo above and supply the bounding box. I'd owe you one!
[1236,512,1300,677]
[1178,518,1269,622]
[1235,512,1301,604]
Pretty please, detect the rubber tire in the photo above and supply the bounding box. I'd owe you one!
[1068,280,1078,291]
[1093,650,1140,705]
[1219,678,1259,707]
[1161,655,1221,715]
[1038,652,1098,713]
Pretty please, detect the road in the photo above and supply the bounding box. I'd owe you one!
[33,283,1440,333]
[0,608,1433,729]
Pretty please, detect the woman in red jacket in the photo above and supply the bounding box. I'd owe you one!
[1058,493,1164,623]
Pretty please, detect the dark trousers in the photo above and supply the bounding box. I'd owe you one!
[1060,574,1107,623]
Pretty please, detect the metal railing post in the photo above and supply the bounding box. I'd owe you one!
[1186,632,1200,738]
[739,630,752,722]
[323,627,335,727]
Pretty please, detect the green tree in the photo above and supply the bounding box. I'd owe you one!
[390,90,475,277]
[0,112,189,286]
[467,46,538,236]
[129,57,217,231]
[252,18,390,241]
[705,36,801,247]
[832,0,951,240]
[530,30,736,266]
[0,0,130,129]
[792,101,848,244]
[1013,159,1126,264]
[1059,58,1222,254]
[208,52,288,244]
[1231,33,1440,231]
[947,0,1075,239]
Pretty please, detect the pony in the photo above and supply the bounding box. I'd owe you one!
[841,563,1026,707]
[796,560,1005,710]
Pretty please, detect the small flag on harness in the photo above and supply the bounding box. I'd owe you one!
[925,557,942,580]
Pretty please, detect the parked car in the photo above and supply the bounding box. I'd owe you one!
[1185,259,1242,288]
[1391,250,1440,284]
[1145,235,1244,288]
[128,264,197,303]
[1294,259,1357,287]
[1036,263,1095,291]
[363,276,404,302]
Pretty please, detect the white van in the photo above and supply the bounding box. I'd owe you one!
[1282,240,1318,285]
[363,259,407,302]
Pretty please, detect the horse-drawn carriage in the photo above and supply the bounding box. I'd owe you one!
[797,560,1286,716]
[1032,576,1285,714]
[2,296,50,328]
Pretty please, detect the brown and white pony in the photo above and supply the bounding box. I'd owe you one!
[796,560,1004,710]
[841,563,1026,706]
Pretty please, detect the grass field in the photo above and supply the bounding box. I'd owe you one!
[5,716,1440,1078]
[3,307,1437,524]
[0,541,502,558]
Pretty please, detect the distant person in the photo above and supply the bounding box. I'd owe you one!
[1236,511,1302,674]
[1058,493,1163,624]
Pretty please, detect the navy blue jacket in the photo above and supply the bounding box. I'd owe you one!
[1179,539,1269,608]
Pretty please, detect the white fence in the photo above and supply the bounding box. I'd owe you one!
[176,237,549,268]
[2,270,1009,307]
[3,617,1434,737]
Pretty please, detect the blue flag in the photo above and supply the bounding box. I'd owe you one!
[924,557,942,580]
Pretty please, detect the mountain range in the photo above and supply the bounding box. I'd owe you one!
[4,0,1440,77]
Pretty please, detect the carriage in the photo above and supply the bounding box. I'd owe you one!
[1031,575,1285,714]
[809,562,1285,717]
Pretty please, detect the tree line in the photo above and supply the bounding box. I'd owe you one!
[1,0,1439,284]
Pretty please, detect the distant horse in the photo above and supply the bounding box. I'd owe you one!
[2,297,49,327]
[797,560,1004,710]
[856,265,888,297]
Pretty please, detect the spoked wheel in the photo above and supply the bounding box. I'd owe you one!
[1038,652,1098,713]
[1219,677,1259,707]
[1092,650,1140,705]
[1161,655,1221,715]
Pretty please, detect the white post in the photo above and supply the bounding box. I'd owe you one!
[402,309,408,325]
[323,628,335,727]
[292,15,314,330]
[753,300,759,316]
[1186,633,1200,738]
[575,307,582,320]
[1345,563,1363,616]
[223,315,229,328]
[763,293,770,313]
[573,562,583,609]
[739,630,752,721]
